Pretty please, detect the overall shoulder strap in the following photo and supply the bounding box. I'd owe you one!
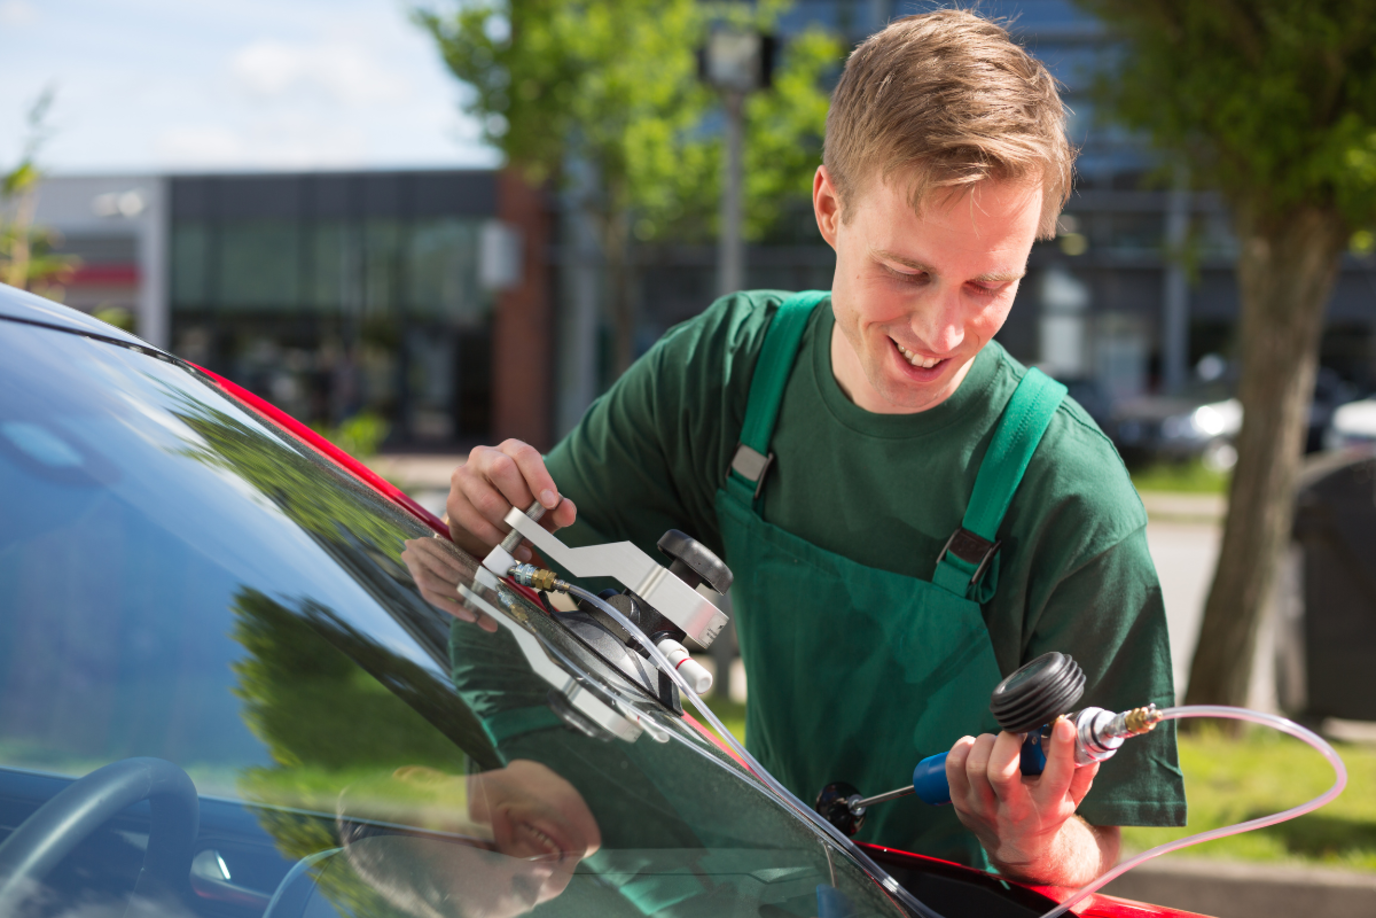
[725,290,828,509]
[933,367,1068,600]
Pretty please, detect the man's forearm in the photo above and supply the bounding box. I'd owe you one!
[989,819,1120,888]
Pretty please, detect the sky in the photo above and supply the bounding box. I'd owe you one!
[0,0,500,175]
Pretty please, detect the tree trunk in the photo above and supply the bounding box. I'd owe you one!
[605,209,635,376]
[590,189,635,377]
[1184,205,1348,713]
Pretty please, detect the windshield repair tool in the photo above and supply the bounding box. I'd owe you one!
[479,501,732,712]
[812,654,1349,918]
[816,652,1165,836]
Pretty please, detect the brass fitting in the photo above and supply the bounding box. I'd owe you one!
[1124,704,1163,735]
[507,563,562,592]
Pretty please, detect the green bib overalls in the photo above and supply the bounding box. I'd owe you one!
[714,290,1067,866]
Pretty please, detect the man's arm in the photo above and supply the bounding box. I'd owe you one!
[946,716,1120,887]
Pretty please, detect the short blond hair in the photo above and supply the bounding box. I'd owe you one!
[823,9,1072,238]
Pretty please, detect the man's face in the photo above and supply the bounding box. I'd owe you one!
[814,167,1043,414]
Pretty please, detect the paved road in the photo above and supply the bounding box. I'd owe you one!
[1146,519,1222,701]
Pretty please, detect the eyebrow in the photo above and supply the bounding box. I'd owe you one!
[873,248,1025,284]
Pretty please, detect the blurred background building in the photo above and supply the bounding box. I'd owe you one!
[24,0,1376,454]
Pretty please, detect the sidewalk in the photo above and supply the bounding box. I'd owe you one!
[1101,856,1376,918]
[1139,490,1226,524]
[368,453,464,518]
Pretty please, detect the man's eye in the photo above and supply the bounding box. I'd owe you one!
[884,265,926,283]
[968,283,1003,297]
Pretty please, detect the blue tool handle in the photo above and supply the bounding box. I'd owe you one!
[912,732,1048,806]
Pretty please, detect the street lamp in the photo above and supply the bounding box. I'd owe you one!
[700,24,775,297]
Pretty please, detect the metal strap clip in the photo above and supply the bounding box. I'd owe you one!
[937,527,1002,587]
[729,444,775,500]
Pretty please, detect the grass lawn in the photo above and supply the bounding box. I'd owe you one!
[1129,459,1231,494]
[1122,726,1375,870]
[699,698,1374,871]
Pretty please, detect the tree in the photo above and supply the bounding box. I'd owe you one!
[414,0,841,373]
[1075,1,1376,710]
[0,87,78,299]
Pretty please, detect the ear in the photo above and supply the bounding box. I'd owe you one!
[813,166,842,250]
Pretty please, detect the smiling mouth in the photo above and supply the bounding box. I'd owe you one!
[893,339,946,370]
[517,820,568,861]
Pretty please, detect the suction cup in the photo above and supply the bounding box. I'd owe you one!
[989,652,1085,734]
[815,782,865,837]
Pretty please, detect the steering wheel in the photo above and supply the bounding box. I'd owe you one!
[0,757,200,911]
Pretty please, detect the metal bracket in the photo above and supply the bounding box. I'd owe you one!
[936,527,1002,587]
[499,507,730,648]
[457,581,655,744]
[729,444,775,500]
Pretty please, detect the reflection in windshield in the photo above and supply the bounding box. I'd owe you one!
[339,761,601,918]
[0,322,911,918]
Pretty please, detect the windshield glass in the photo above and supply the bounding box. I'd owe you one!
[0,317,908,918]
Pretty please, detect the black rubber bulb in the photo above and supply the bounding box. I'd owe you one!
[989,651,1085,734]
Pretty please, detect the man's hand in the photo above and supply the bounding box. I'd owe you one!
[448,439,577,560]
[946,716,1120,887]
[401,537,499,632]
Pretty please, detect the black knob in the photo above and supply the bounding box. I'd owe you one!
[989,652,1085,734]
[657,530,733,594]
[815,782,865,837]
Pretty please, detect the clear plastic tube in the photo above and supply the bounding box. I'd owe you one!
[553,579,1348,918]
[1037,705,1348,918]
[560,582,944,918]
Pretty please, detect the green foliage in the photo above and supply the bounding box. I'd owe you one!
[230,589,461,772]
[92,306,134,331]
[1076,1,1376,231]
[0,86,79,298]
[702,694,748,747]
[1130,459,1231,494]
[414,0,841,242]
[311,411,390,459]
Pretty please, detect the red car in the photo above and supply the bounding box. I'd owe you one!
[0,285,1204,918]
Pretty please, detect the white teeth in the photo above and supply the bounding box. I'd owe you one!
[896,342,941,369]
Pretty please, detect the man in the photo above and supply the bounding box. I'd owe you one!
[447,10,1185,886]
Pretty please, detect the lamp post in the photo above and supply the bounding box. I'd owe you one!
[700,25,774,297]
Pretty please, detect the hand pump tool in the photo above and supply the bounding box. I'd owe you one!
[816,652,1164,836]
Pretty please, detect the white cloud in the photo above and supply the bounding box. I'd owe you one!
[230,37,409,106]
[0,0,496,172]
[0,0,37,27]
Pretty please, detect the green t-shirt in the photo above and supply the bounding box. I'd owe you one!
[546,290,1186,832]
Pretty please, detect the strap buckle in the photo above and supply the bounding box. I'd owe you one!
[729,444,775,500]
[937,527,1002,587]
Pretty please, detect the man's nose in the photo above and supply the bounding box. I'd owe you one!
[910,287,966,355]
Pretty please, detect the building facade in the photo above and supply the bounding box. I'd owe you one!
[25,1,1376,454]
[32,169,553,449]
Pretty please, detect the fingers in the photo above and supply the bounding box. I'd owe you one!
[985,730,1026,799]
[401,538,499,632]
[503,439,562,511]
[946,735,976,801]
[447,440,574,560]
[1067,758,1100,808]
[545,496,577,532]
[950,733,1002,815]
[1033,717,1080,803]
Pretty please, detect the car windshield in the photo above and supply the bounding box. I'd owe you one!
[0,315,909,918]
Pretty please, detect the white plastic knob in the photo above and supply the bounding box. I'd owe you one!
[657,638,713,695]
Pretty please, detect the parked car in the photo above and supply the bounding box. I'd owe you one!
[1108,366,1356,469]
[0,286,1203,918]
[1109,387,1241,471]
[1324,394,1376,450]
